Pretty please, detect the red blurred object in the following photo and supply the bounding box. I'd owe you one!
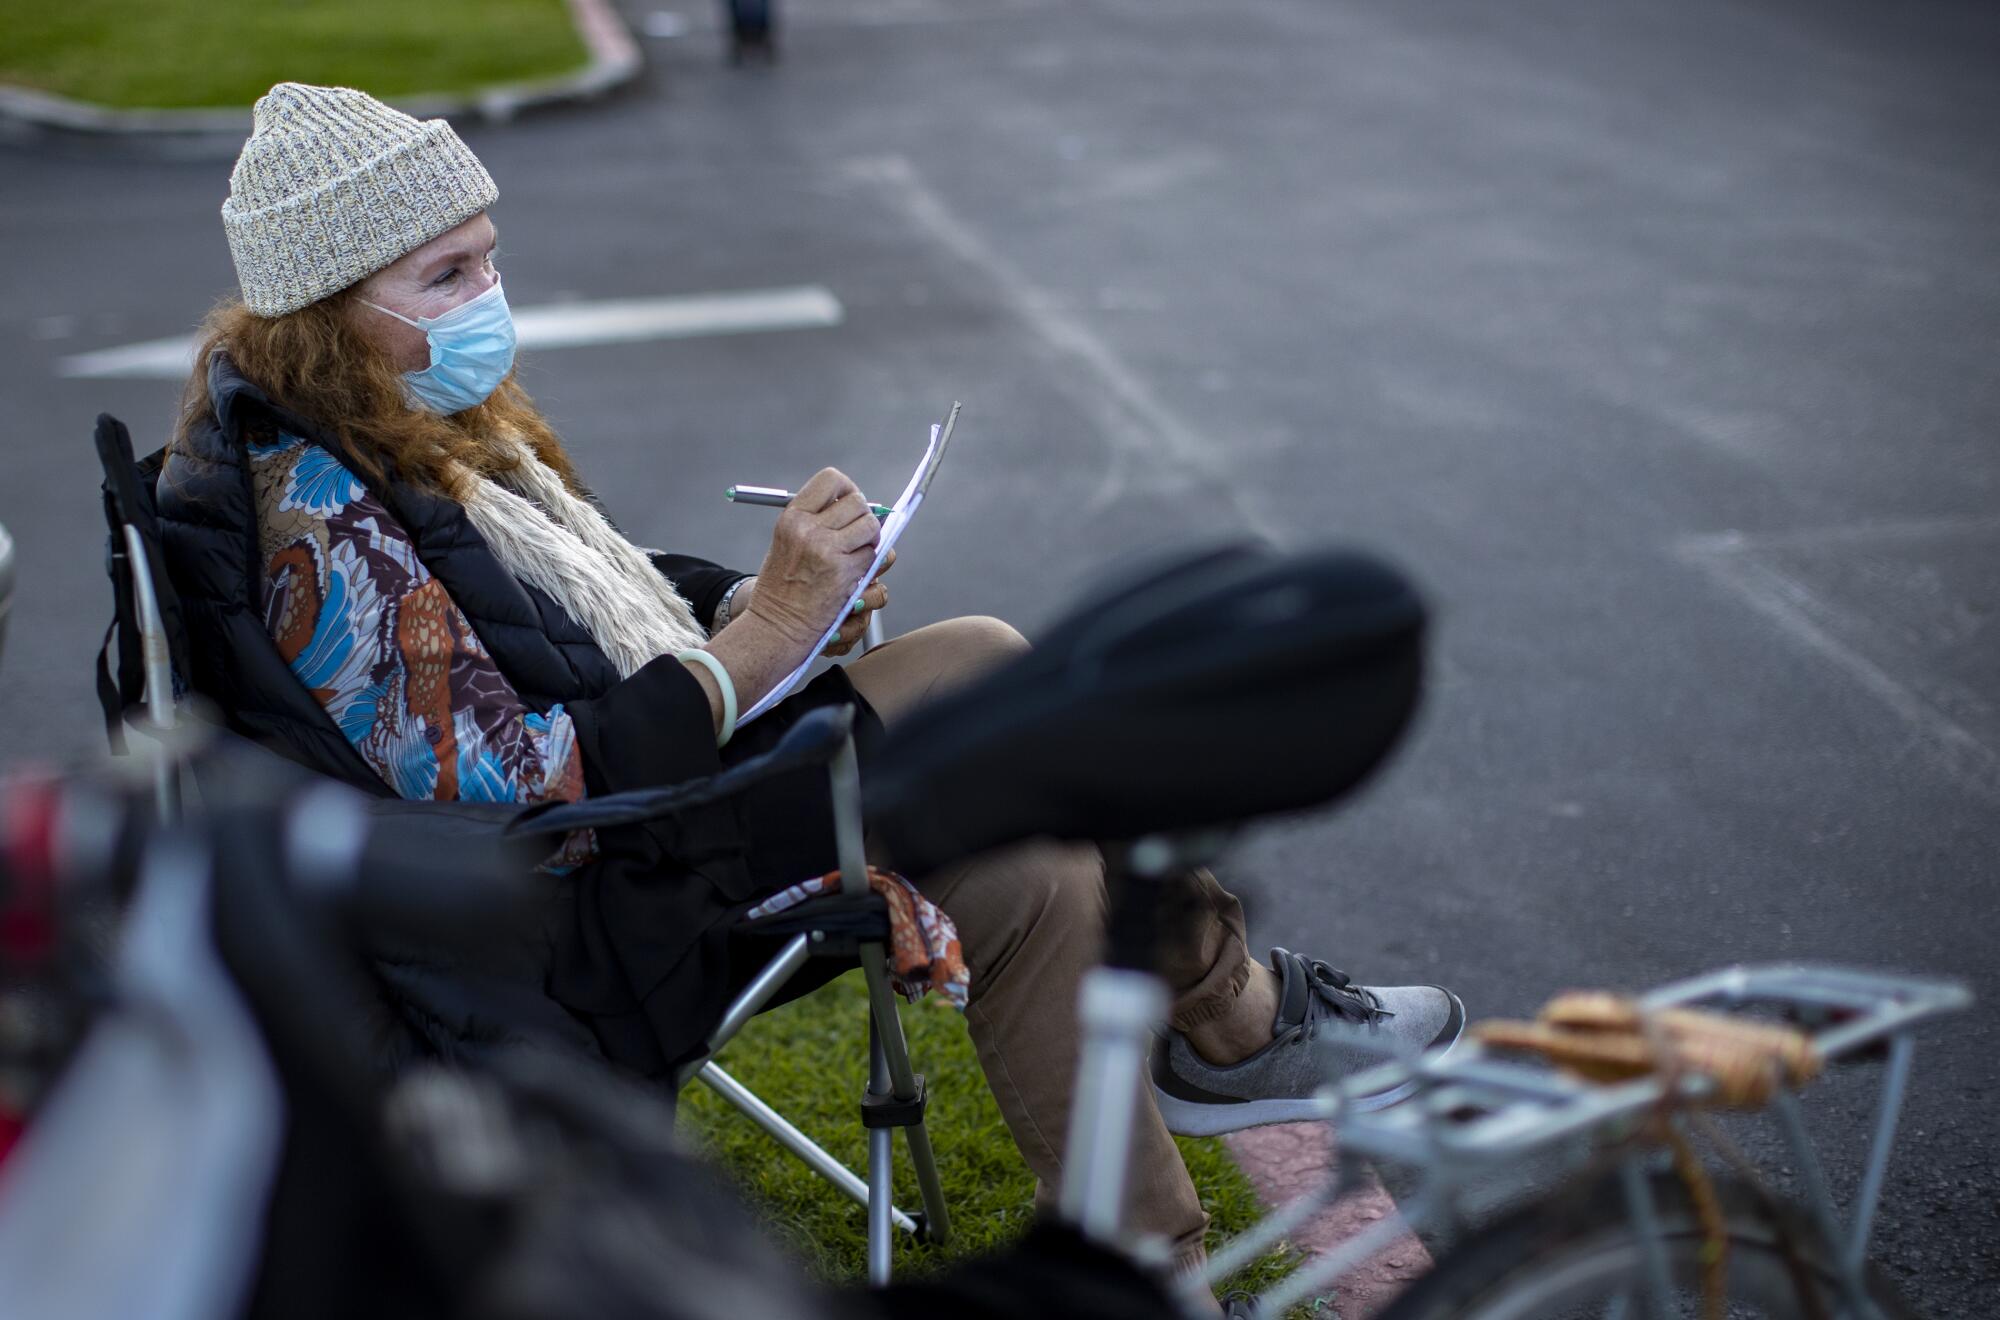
[0,1106,22,1169]
[0,775,61,966]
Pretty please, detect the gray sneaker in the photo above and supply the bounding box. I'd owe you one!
[1151,947,1465,1136]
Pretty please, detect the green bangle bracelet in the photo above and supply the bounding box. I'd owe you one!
[676,648,738,748]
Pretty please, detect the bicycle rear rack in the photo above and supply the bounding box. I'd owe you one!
[1199,963,1970,1318]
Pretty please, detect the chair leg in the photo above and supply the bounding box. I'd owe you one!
[866,1017,896,1285]
[695,1061,918,1233]
[859,944,953,1249]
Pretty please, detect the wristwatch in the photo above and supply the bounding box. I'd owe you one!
[714,575,752,633]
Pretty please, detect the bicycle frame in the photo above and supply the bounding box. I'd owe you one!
[0,831,286,1320]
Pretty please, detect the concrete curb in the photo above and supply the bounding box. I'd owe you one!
[1225,1122,1433,1318]
[0,0,641,142]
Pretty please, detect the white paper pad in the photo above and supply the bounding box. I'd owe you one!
[739,404,961,725]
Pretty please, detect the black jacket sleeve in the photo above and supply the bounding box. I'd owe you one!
[568,650,727,799]
[648,552,750,631]
[565,649,756,903]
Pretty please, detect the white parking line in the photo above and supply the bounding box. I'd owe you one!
[55,284,844,379]
[1677,528,2000,802]
[843,154,1271,536]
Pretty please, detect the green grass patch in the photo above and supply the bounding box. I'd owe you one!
[0,0,589,110]
[679,971,1316,1306]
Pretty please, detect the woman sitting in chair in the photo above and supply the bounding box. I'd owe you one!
[162,83,1463,1278]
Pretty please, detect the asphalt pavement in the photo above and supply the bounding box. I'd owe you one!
[2,0,1996,1307]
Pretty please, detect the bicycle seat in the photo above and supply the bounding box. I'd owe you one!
[865,542,1426,874]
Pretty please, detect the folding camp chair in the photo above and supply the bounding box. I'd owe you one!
[518,704,953,1279]
[92,413,949,1283]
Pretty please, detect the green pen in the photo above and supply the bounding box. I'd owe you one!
[726,485,893,519]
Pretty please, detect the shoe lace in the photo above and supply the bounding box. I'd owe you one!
[1299,959,1390,1040]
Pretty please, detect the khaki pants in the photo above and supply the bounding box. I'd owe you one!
[849,617,1255,1259]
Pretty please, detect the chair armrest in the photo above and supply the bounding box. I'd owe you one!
[505,704,855,838]
[733,891,889,944]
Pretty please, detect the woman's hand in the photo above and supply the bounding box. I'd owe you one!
[822,550,894,657]
[681,479,892,739]
[743,467,881,654]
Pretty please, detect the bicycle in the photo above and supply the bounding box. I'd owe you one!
[844,540,1971,1319]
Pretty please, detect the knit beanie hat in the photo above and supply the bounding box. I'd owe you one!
[222,83,498,318]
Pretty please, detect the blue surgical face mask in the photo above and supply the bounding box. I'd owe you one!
[363,277,517,414]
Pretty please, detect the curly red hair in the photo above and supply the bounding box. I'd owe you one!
[175,290,580,500]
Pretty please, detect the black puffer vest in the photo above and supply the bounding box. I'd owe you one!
[159,353,627,784]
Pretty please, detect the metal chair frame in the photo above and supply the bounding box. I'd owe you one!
[108,505,948,1286]
[675,611,951,1280]
[115,527,183,821]
[0,520,15,671]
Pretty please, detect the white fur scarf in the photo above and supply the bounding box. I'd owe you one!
[455,437,711,678]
